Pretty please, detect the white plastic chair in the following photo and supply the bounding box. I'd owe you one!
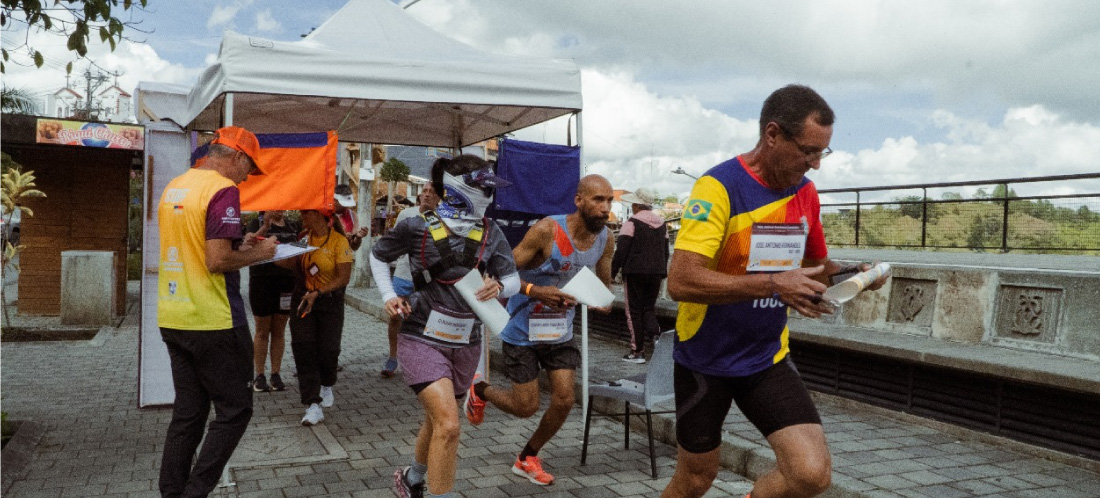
[581,329,676,478]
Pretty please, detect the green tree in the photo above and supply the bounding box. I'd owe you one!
[1,86,37,113]
[1,156,47,323]
[378,157,409,215]
[895,194,924,220]
[1076,205,1097,223]
[966,214,1002,250]
[378,157,410,183]
[991,184,1018,199]
[0,0,149,74]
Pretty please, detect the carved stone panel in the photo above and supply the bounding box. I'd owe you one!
[886,278,936,327]
[994,285,1062,344]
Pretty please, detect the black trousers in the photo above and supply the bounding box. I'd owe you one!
[623,273,664,353]
[159,326,254,498]
[289,290,345,406]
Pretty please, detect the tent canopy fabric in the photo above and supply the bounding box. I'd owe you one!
[182,0,582,147]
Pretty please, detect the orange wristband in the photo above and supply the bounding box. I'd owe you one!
[523,283,534,296]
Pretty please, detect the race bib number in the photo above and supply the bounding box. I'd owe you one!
[279,293,292,311]
[529,311,569,342]
[423,307,475,344]
[746,223,807,272]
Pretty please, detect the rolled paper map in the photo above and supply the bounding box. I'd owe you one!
[822,263,891,305]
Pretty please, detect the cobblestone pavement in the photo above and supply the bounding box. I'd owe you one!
[1,283,1097,497]
[0,288,749,498]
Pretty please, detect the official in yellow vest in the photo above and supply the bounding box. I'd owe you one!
[157,126,277,498]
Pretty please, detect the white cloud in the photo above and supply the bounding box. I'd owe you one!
[254,9,282,33]
[512,68,756,199]
[207,0,254,30]
[406,1,1100,123]
[4,23,203,116]
[815,106,1100,198]
[507,67,1100,202]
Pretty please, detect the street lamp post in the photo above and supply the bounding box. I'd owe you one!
[671,167,698,180]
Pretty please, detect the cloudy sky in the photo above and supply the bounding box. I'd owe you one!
[5,0,1100,201]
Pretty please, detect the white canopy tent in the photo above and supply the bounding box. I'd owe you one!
[145,0,599,414]
[179,0,582,148]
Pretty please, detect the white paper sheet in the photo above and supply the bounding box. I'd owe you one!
[822,263,891,304]
[250,243,316,266]
[454,268,511,336]
[560,266,614,308]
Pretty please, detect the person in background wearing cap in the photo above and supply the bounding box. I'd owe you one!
[612,187,670,363]
[334,184,369,250]
[275,207,353,426]
[380,184,440,379]
[157,126,277,498]
[463,174,616,487]
[370,155,519,498]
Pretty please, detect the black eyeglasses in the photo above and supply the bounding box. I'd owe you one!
[779,125,832,160]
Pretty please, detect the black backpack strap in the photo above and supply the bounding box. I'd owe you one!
[413,211,489,290]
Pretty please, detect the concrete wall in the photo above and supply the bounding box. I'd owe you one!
[828,253,1100,361]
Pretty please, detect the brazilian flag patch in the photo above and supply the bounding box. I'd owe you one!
[683,199,712,221]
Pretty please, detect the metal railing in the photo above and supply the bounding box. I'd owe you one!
[818,173,1100,253]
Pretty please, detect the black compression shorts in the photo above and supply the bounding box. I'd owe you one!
[500,339,581,385]
[674,357,821,454]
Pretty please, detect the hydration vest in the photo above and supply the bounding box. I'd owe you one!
[412,210,489,290]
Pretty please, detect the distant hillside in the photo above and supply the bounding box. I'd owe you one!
[822,193,1100,254]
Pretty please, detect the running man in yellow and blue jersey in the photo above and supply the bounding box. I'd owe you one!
[661,85,889,498]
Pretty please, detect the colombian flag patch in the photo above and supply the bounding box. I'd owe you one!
[683,199,712,221]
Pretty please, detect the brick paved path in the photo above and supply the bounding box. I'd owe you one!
[1,297,750,498]
[2,283,1097,497]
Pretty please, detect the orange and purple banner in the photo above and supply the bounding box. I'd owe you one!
[192,131,338,212]
[36,118,144,150]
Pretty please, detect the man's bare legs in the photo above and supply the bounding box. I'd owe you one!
[662,423,831,498]
[484,369,575,450]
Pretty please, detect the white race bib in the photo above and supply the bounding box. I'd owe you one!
[746,223,807,272]
[279,293,292,311]
[423,307,475,344]
[529,311,569,342]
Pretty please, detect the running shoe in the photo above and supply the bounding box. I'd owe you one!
[269,372,286,391]
[622,351,646,364]
[512,455,554,485]
[320,385,334,408]
[464,375,486,426]
[393,466,425,498]
[301,403,324,426]
[252,374,270,392]
[381,357,399,378]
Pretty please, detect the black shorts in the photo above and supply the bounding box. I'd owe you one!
[248,275,295,317]
[501,338,581,385]
[674,357,821,454]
